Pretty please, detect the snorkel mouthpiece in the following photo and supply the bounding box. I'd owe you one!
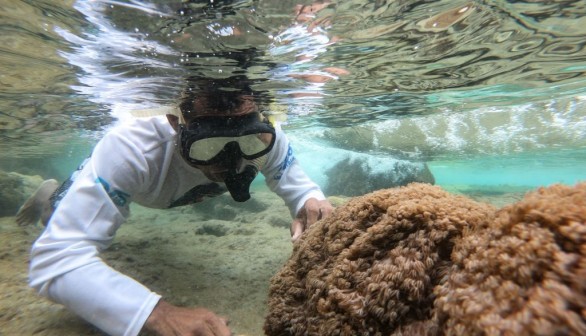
[182,141,265,202]
[223,154,267,202]
[224,165,258,202]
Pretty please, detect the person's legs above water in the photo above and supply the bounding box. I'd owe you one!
[15,179,59,226]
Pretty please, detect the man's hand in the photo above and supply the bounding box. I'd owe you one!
[291,198,334,242]
[144,300,231,336]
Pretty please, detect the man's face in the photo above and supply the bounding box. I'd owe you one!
[193,162,237,182]
[176,94,274,181]
[192,130,274,182]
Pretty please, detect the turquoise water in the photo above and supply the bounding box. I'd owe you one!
[430,148,586,187]
[1,0,585,192]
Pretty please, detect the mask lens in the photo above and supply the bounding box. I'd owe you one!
[188,133,273,162]
[237,133,272,157]
[189,137,232,161]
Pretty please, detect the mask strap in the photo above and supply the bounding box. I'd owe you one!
[176,107,187,125]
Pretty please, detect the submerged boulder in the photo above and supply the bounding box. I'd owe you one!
[324,156,435,196]
[0,171,43,217]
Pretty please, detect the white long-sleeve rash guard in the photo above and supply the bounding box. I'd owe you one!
[28,115,325,336]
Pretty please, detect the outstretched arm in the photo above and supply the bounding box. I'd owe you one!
[262,128,333,241]
[29,163,160,335]
[29,117,236,336]
[29,129,161,336]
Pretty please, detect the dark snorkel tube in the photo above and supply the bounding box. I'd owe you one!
[213,142,267,202]
[224,165,258,202]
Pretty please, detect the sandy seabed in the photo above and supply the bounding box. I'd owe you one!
[0,185,526,335]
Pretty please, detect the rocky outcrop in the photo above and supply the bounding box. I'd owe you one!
[324,157,435,196]
[0,171,43,217]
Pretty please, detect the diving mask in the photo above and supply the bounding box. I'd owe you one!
[178,112,275,166]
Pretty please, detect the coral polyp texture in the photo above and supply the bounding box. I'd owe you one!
[435,183,586,335]
[264,183,586,336]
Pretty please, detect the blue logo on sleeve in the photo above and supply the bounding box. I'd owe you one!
[274,144,295,180]
[96,177,130,207]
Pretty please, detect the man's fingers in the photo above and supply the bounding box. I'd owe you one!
[320,202,334,218]
[207,315,231,336]
[291,199,335,242]
[290,219,304,242]
[306,207,320,226]
[302,198,321,226]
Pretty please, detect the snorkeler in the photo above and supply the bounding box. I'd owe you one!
[17,75,333,336]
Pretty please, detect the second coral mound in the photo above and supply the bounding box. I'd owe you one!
[264,183,586,336]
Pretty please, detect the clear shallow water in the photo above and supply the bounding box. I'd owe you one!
[430,148,586,187]
[0,1,585,335]
[1,0,585,189]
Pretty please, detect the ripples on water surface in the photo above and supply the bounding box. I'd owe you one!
[1,0,585,186]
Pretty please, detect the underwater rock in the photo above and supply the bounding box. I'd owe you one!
[230,225,256,236]
[267,214,291,229]
[195,222,229,237]
[190,193,270,220]
[322,126,375,152]
[324,156,435,196]
[0,171,43,217]
[0,114,24,130]
[264,182,586,336]
[213,204,238,221]
[321,123,432,159]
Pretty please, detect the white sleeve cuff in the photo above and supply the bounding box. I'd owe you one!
[44,262,161,336]
[293,189,326,218]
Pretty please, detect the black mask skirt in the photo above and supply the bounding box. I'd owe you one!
[178,113,276,202]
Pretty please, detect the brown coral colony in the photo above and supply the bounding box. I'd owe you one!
[265,183,586,336]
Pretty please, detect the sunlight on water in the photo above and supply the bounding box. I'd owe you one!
[1,1,584,153]
[0,0,584,186]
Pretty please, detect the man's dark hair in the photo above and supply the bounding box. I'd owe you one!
[179,75,255,117]
[177,45,276,118]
